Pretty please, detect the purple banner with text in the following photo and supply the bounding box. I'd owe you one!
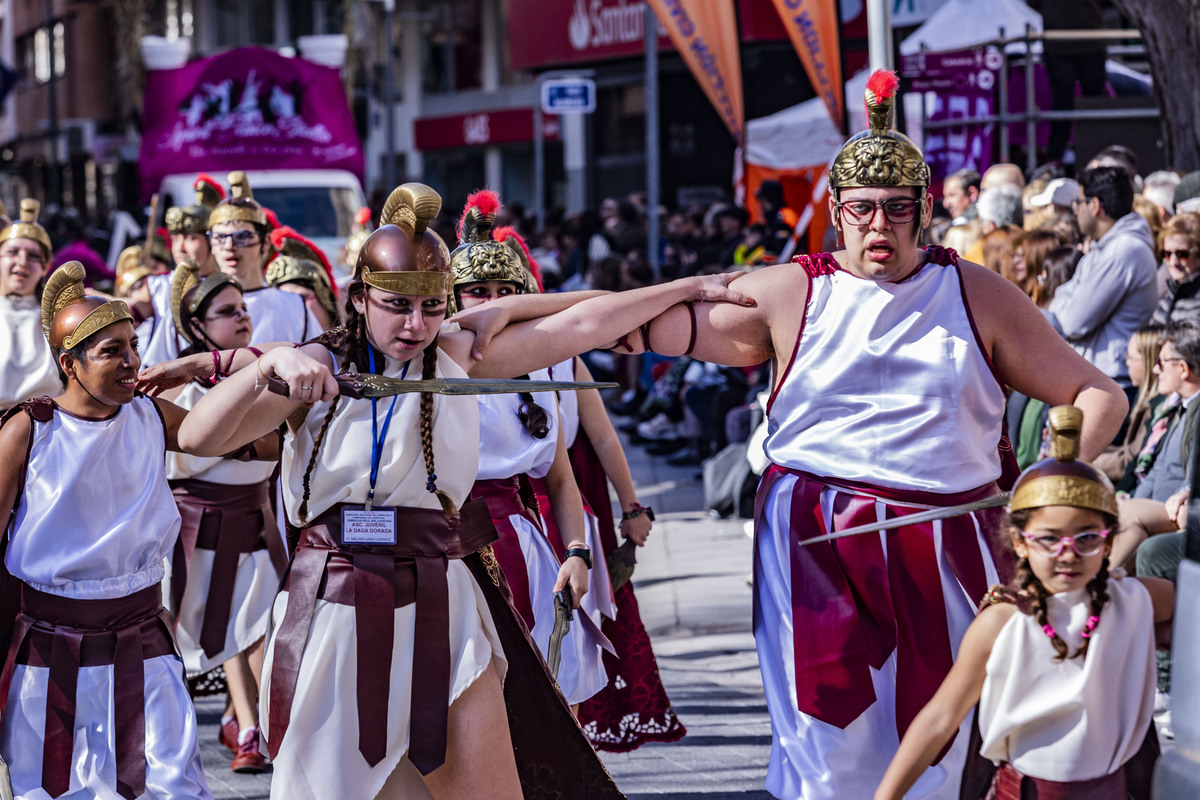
[138,46,364,201]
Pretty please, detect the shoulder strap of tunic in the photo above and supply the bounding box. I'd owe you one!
[791,252,839,278]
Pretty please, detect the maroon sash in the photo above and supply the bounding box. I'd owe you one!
[0,583,176,800]
[989,763,1126,800]
[754,465,1011,754]
[267,499,496,775]
[169,478,286,658]
[470,477,543,629]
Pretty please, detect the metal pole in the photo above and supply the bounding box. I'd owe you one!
[383,0,396,189]
[865,0,893,72]
[645,3,660,279]
[1024,24,1036,176]
[997,29,1009,164]
[534,91,545,234]
[45,0,60,207]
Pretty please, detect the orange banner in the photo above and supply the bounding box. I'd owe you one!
[646,0,744,145]
[770,0,844,132]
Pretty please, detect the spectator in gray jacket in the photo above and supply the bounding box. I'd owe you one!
[1048,166,1158,393]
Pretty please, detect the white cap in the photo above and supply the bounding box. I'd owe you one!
[1030,178,1081,209]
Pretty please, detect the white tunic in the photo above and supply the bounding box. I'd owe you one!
[764,260,1006,492]
[979,576,1156,780]
[0,295,61,410]
[475,368,559,480]
[245,285,321,346]
[549,357,580,448]
[0,395,210,800]
[163,382,278,676]
[137,273,182,367]
[264,346,502,800]
[476,376,609,705]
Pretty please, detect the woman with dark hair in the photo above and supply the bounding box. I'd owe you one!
[175,182,749,798]
[454,192,609,710]
[1033,245,1082,310]
[1018,230,1063,300]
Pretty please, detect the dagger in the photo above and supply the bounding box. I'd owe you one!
[267,371,619,399]
[799,492,1011,546]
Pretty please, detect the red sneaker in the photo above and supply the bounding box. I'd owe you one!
[217,717,239,753]
[230,726,268,774]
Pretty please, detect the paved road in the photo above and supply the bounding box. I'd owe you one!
[198,432,775,798]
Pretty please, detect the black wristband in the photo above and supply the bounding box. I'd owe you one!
[565,547,592,570]
[621,504,655,522]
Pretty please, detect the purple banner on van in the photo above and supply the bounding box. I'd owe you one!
[138,46,364,201]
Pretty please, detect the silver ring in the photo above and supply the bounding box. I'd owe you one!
[301,385,312,391]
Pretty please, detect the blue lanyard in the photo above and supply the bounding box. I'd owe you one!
[366,348,408,510]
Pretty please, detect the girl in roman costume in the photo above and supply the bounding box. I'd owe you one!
[0,200,62,412]
[453,194,609,709]
[160,261,287,773]
[0,261,212,799]
[174,182,749,799]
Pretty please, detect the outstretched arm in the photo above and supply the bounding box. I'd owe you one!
[965,262,1127,460]
[449,274,755,379]
[875,602,1014,800]
[176,344,338,456]
[573,359,650,545]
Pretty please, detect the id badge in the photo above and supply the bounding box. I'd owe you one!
[341,506,398,545]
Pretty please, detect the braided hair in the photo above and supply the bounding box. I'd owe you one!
[297,286,457,524]
[1008,507,1116,661]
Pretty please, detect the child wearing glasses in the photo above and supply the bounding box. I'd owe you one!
[876,405,1174,800]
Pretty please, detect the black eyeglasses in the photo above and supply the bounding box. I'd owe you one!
[1157,355,1185,369]
[1162,249,1194,262]
[1071,196,1093,211]
[835,198,919,225]
[209,231,261,248]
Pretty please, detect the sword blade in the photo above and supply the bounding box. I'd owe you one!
[799,493,1010,546]
[268,374,618,399]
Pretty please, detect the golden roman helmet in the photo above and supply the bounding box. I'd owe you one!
[267,226,339,323]
[114,245,156,297]
[41,261,133,351]
[171,259,242,348]
[207,170,267,229]
[1009,406,1118,517]
[450,189,526,289]
[1,199,53,258]
[355,183,453,300]
[829,70,931,218]
[165,173,226,234]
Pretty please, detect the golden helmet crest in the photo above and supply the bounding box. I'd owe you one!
[41,262,133,350]
[451,189,526,288]
[207,171,267,229]
[1,199,53,257]
[171,260,242,348]
[267,226,339,323]
[355,183,453,300]
[165,173,226,234]
[829,70,930,194]
[1009,406,1118,517]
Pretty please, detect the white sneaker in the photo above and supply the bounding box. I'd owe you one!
[1154,689,1171,716]
[1158,709,1174,741]
[637,413,680,441]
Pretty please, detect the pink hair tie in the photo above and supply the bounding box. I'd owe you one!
[1080,615,1101,639]
[1041,624,1057,640]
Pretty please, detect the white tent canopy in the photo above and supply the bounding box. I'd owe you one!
[900,0,1042,55]
[745,69,870,172]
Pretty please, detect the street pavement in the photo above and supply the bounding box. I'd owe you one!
[197,428,775,798]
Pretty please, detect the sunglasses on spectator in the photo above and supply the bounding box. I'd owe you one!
[1161,249,1194,261]
[208,231,261,248]
[835,198,919,225]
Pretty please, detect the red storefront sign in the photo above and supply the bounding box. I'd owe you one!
[413,109,561,151]
[506,0,787,71]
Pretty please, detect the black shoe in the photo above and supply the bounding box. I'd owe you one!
[647,439,688,456]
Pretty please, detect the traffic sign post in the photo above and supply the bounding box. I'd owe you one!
[541,78,597,115]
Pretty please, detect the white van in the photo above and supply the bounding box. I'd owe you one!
[156,169,366,282]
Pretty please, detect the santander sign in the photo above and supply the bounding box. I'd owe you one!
[569,0,649,51]
[509,0,668,70]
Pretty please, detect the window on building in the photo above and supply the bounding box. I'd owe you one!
[27,22,65,84]
[420,0,481,94]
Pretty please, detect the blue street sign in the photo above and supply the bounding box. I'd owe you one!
[541,78,596,115]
